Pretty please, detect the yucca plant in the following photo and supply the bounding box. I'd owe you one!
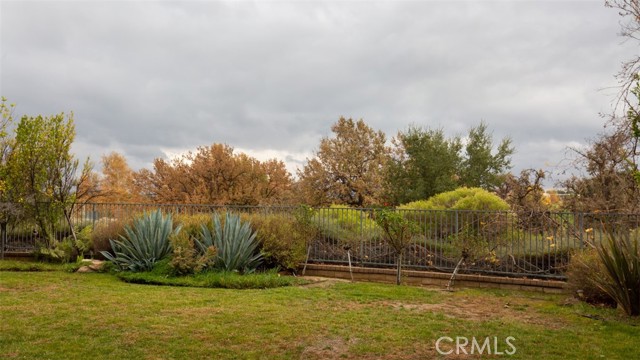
[595,231,640,316]
[197,212,262,274]
[101,210,180,272]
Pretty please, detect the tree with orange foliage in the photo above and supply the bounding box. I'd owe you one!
[297,117,390,207]
[97,152,141,203]
[260,159,293,204]
[135,144,293,205]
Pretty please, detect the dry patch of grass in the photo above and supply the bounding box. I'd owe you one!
[382,294,566,329]
[301,336,359,359]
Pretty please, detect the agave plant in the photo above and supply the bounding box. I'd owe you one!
[101,210,180,272]
[197,212,262,274]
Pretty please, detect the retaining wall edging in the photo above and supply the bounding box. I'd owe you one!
[301,264,567,294]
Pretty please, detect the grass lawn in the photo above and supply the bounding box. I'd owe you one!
[1,265,639,359]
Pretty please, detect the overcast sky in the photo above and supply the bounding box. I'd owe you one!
[1,0,636,186]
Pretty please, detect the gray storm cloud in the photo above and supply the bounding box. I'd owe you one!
[0,0,634,185]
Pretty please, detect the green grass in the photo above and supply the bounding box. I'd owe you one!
[0,259,82,272]
[116,269,308,289]
[1,263,639,359]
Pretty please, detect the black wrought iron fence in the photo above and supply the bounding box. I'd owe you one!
[1,202,638,279]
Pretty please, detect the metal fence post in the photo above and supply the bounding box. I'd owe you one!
[578,212,584,249]
[455,210,459,235]
[1,222,5,260]
[359,210,364,264]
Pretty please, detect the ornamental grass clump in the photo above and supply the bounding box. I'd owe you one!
[566,248,617,307]
[595,231,640,316]
[101,210,179,272]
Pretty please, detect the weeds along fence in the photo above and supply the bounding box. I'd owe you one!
[1,202,638,279]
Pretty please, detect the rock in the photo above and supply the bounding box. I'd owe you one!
[88,260,105,271]
[76,266,93,273]
[76,260,105,273]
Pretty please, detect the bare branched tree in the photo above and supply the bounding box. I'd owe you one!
[605,0,640,112]
[562,2,640,211]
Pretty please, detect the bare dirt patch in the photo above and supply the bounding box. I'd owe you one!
[299,276,350,288]
[300,337,442,360]
[382,294,565,329]
[300,337,359,360]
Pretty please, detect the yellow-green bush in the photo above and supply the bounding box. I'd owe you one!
[399,187,509,211]
[168,231,217,276]
[399,188,511,235]
[314,205,382,245]
[245,213,314,271]
[173,213,212,239]
[399,187,512,261]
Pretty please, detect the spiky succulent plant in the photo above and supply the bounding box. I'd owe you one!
[102,210,179,272]
[197,212,262,274]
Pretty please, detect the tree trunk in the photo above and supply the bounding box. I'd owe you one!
[64,209,80,259]
[396,252,402,285]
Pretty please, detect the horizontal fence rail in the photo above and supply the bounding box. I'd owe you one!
[1,202,638,280]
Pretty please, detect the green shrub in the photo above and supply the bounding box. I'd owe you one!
[400,187,510,211]
[398,187,513,239]
[174,213,212,239]
[33,238,74,263]
[566,248,617,307]
[101,210,179,272]
[595,233,640,316]
[398,187,511,237]
[197,212,262,274]
[246,213,311,271]
[168,231,217,276]
[315,205,382,245]
[169,231,199,276]
[31,224,94,264]
[399,187,512,261]
[74,224,93,258]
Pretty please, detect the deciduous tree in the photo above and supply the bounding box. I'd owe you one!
[0,98,20,258]
[98,152,141,203]
[562,2,640,212]
[563,130,639,212]
[260,159,293,204]
[496,168,547,212]
[297,117,390,207]
[135,143,293,205]
[8,111,93,246]
[605,0,640,184]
